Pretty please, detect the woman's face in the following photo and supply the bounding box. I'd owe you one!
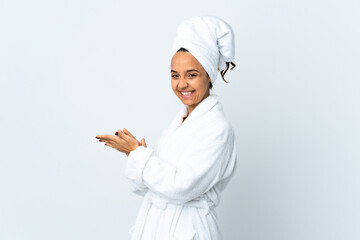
[171,51,211,114]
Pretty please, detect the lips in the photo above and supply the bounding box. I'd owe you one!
[179,90,195,99]
[180,91,194,95]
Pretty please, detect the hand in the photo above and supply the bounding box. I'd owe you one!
[96,129,139,156]
[123,128,147,148]
[96,128,146,156]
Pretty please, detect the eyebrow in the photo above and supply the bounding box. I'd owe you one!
[171,69,200,73]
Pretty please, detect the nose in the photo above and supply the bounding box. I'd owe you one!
[178,77,188,89]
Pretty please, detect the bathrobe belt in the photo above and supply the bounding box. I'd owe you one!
[148,191,215,215]
[135,191,215,240]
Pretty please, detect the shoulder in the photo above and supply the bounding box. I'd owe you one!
[196,102,235,144]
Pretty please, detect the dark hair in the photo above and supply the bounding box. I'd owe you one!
[176,47,236,89]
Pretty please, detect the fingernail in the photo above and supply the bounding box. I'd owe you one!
[95,136,99,139]
[115,132,118,135]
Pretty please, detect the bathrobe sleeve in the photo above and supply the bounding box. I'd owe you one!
[127,177,148,197]
[125,137,236,203]
[125,149,151,197]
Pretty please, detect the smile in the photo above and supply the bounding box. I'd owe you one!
[180,90,195,95]
[179,90,195,99]
[180,91,194,95]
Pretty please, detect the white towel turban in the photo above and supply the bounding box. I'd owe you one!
[170,15,236,83]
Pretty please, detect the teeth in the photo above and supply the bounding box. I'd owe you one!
[181,91,193,95]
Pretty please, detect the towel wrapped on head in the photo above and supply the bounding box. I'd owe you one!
[170,15,236,83]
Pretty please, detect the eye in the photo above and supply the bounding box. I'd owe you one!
[188,74,197,78]
[171,74,179,78]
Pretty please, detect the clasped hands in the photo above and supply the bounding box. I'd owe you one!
[96,128,147,157]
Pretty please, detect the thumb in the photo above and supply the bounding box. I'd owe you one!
[123,128,135,138]
[141,138,147,148]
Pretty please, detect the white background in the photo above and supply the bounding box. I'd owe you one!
[1,0,359,239]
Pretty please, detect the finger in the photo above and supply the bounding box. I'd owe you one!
[99,139,111,144]
[105,142,115,148]
[141,138,147,147]
[96,134,114,141]
[115,130,128,140]
[98,136,120,146]
[123,128,135,139]
[105,143,114,148]
[114,130,123,136]
[108,135,121,142]
[100,139,111,145]
[96,134,108,139]
[124,128,142,146]
[114,130,122,136]
[98,135,115,142]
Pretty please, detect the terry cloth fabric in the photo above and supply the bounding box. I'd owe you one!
[170,15,236,83]
[125,94,237,239]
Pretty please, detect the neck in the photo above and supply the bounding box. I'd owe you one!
[186,92,210,116]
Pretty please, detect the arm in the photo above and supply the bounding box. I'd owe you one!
[125,140,234,203]
[128,179,148,197]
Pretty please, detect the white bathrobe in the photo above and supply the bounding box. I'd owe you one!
[125,94,237,240]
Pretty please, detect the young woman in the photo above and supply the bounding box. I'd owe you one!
[96,15,237,240]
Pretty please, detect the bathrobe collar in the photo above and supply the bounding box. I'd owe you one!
[175,93,220,129]
[156,93,221,156]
